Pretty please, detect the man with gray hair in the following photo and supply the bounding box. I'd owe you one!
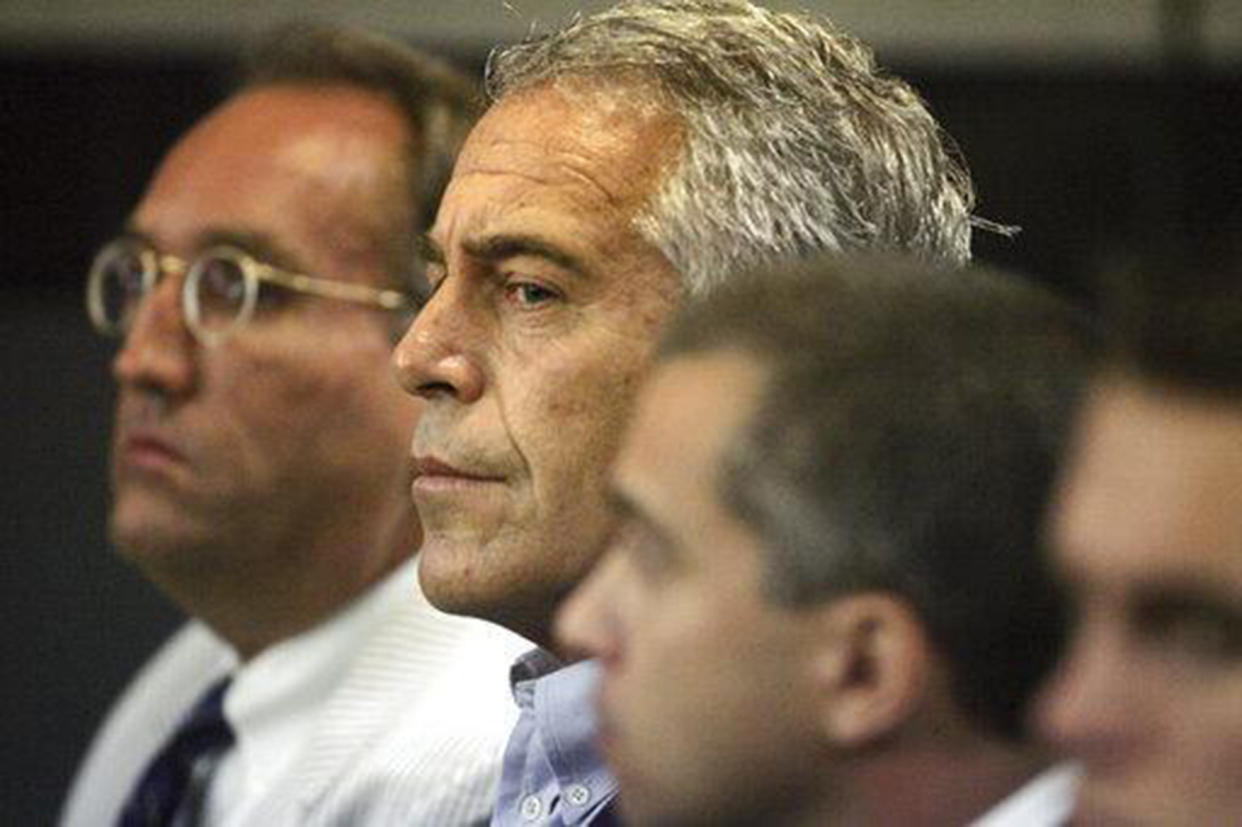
[559,256,1092,826]
[393,1,975,822]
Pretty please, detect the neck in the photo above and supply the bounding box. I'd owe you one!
[133,505,415,660]
[209,547,409,660]
[843,734,1050,827]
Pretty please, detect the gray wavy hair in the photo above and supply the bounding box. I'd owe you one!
[486,0,975,294]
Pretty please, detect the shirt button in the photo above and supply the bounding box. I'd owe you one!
[566,784,591,807]
[520,794,543,821]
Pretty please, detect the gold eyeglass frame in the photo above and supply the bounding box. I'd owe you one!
[86,239,414,346]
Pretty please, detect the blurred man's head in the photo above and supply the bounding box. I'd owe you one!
[394,0,975,647]
[1038,267,1242,825]
[559,256,1094,826]
[91,25,476,657]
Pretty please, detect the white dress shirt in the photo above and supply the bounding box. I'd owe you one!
[61,559,531,826]
[970,763,1081,827]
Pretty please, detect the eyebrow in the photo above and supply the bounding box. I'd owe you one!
[606,483,679,559]
[1131,581,1242,625]
[197,228,307,273]
[461,232,587,278]
[115,225,157,250]
[121,223,307,274]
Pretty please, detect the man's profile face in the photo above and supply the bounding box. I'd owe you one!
[393,82,683,643]
[1038,376,1242,825]
[111,86,419,593]
[556,351,825,826]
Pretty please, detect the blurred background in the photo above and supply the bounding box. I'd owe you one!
[3,0,1239,820]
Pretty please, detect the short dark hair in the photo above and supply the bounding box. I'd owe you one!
[662,255,1096,740]
[240,23,479,296]
[1095,255,1242,396]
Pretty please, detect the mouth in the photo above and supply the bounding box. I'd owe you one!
[117,431,188,474]
[410,455,504,495]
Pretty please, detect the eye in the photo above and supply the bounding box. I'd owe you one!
[1133,598,1242,663]
[621,519,680,585]
[504,280,562,308]
[254,282,297,310]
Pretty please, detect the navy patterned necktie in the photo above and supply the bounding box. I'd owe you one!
[117,676,235,827]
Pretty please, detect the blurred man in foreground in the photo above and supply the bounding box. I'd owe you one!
[63,25,527,826]
[1038,268,1242,825]
[560,256,1094,826]
[393,1,978,820]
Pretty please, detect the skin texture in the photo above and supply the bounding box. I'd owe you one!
[111,85,420,658]
[1038,375,1242,826]
[392,82,683,647]
[556,352,831,827]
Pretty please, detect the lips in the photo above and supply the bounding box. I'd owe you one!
[410,455,504,494]
[116,429,188,474]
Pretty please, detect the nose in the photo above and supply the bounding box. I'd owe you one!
[392,274,485,404]
[1036,617,1146,772]
[555,546,633,665]
[111,271,197,398]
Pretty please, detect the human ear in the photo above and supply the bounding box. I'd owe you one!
[809,594,930,748]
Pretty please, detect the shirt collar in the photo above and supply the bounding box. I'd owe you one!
[537,659,614,802]
[509,648,564,702]
[510,655,616,815]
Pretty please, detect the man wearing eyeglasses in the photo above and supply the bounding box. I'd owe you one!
[62,24,528,827]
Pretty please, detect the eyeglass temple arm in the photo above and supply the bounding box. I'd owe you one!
[256,265,413,311]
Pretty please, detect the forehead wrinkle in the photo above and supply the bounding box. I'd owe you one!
[460,140,634,211]
[565,163,629,210]
[437,186,636,279]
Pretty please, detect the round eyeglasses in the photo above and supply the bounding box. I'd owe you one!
[86,238,416,346]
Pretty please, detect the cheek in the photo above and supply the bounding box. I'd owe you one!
[623,605,792,811]
[220,339,414,476]
[516,344,649,472]
[488,399,611,522]
[1178,682,1242,783]
[627,597,748,728]
[613,610,720,794]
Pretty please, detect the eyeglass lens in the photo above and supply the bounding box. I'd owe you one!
[188,252,253,338]
[91,242,151,335]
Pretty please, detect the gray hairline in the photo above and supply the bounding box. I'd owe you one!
[483,5,976,296]
[484,72,973,299]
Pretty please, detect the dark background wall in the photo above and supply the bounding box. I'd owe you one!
[3,33,1240,826]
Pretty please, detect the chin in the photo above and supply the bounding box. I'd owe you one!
[417,530,585,647]
[111,513,177,562]
[416,536,504,616]
[109,497,214,570]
